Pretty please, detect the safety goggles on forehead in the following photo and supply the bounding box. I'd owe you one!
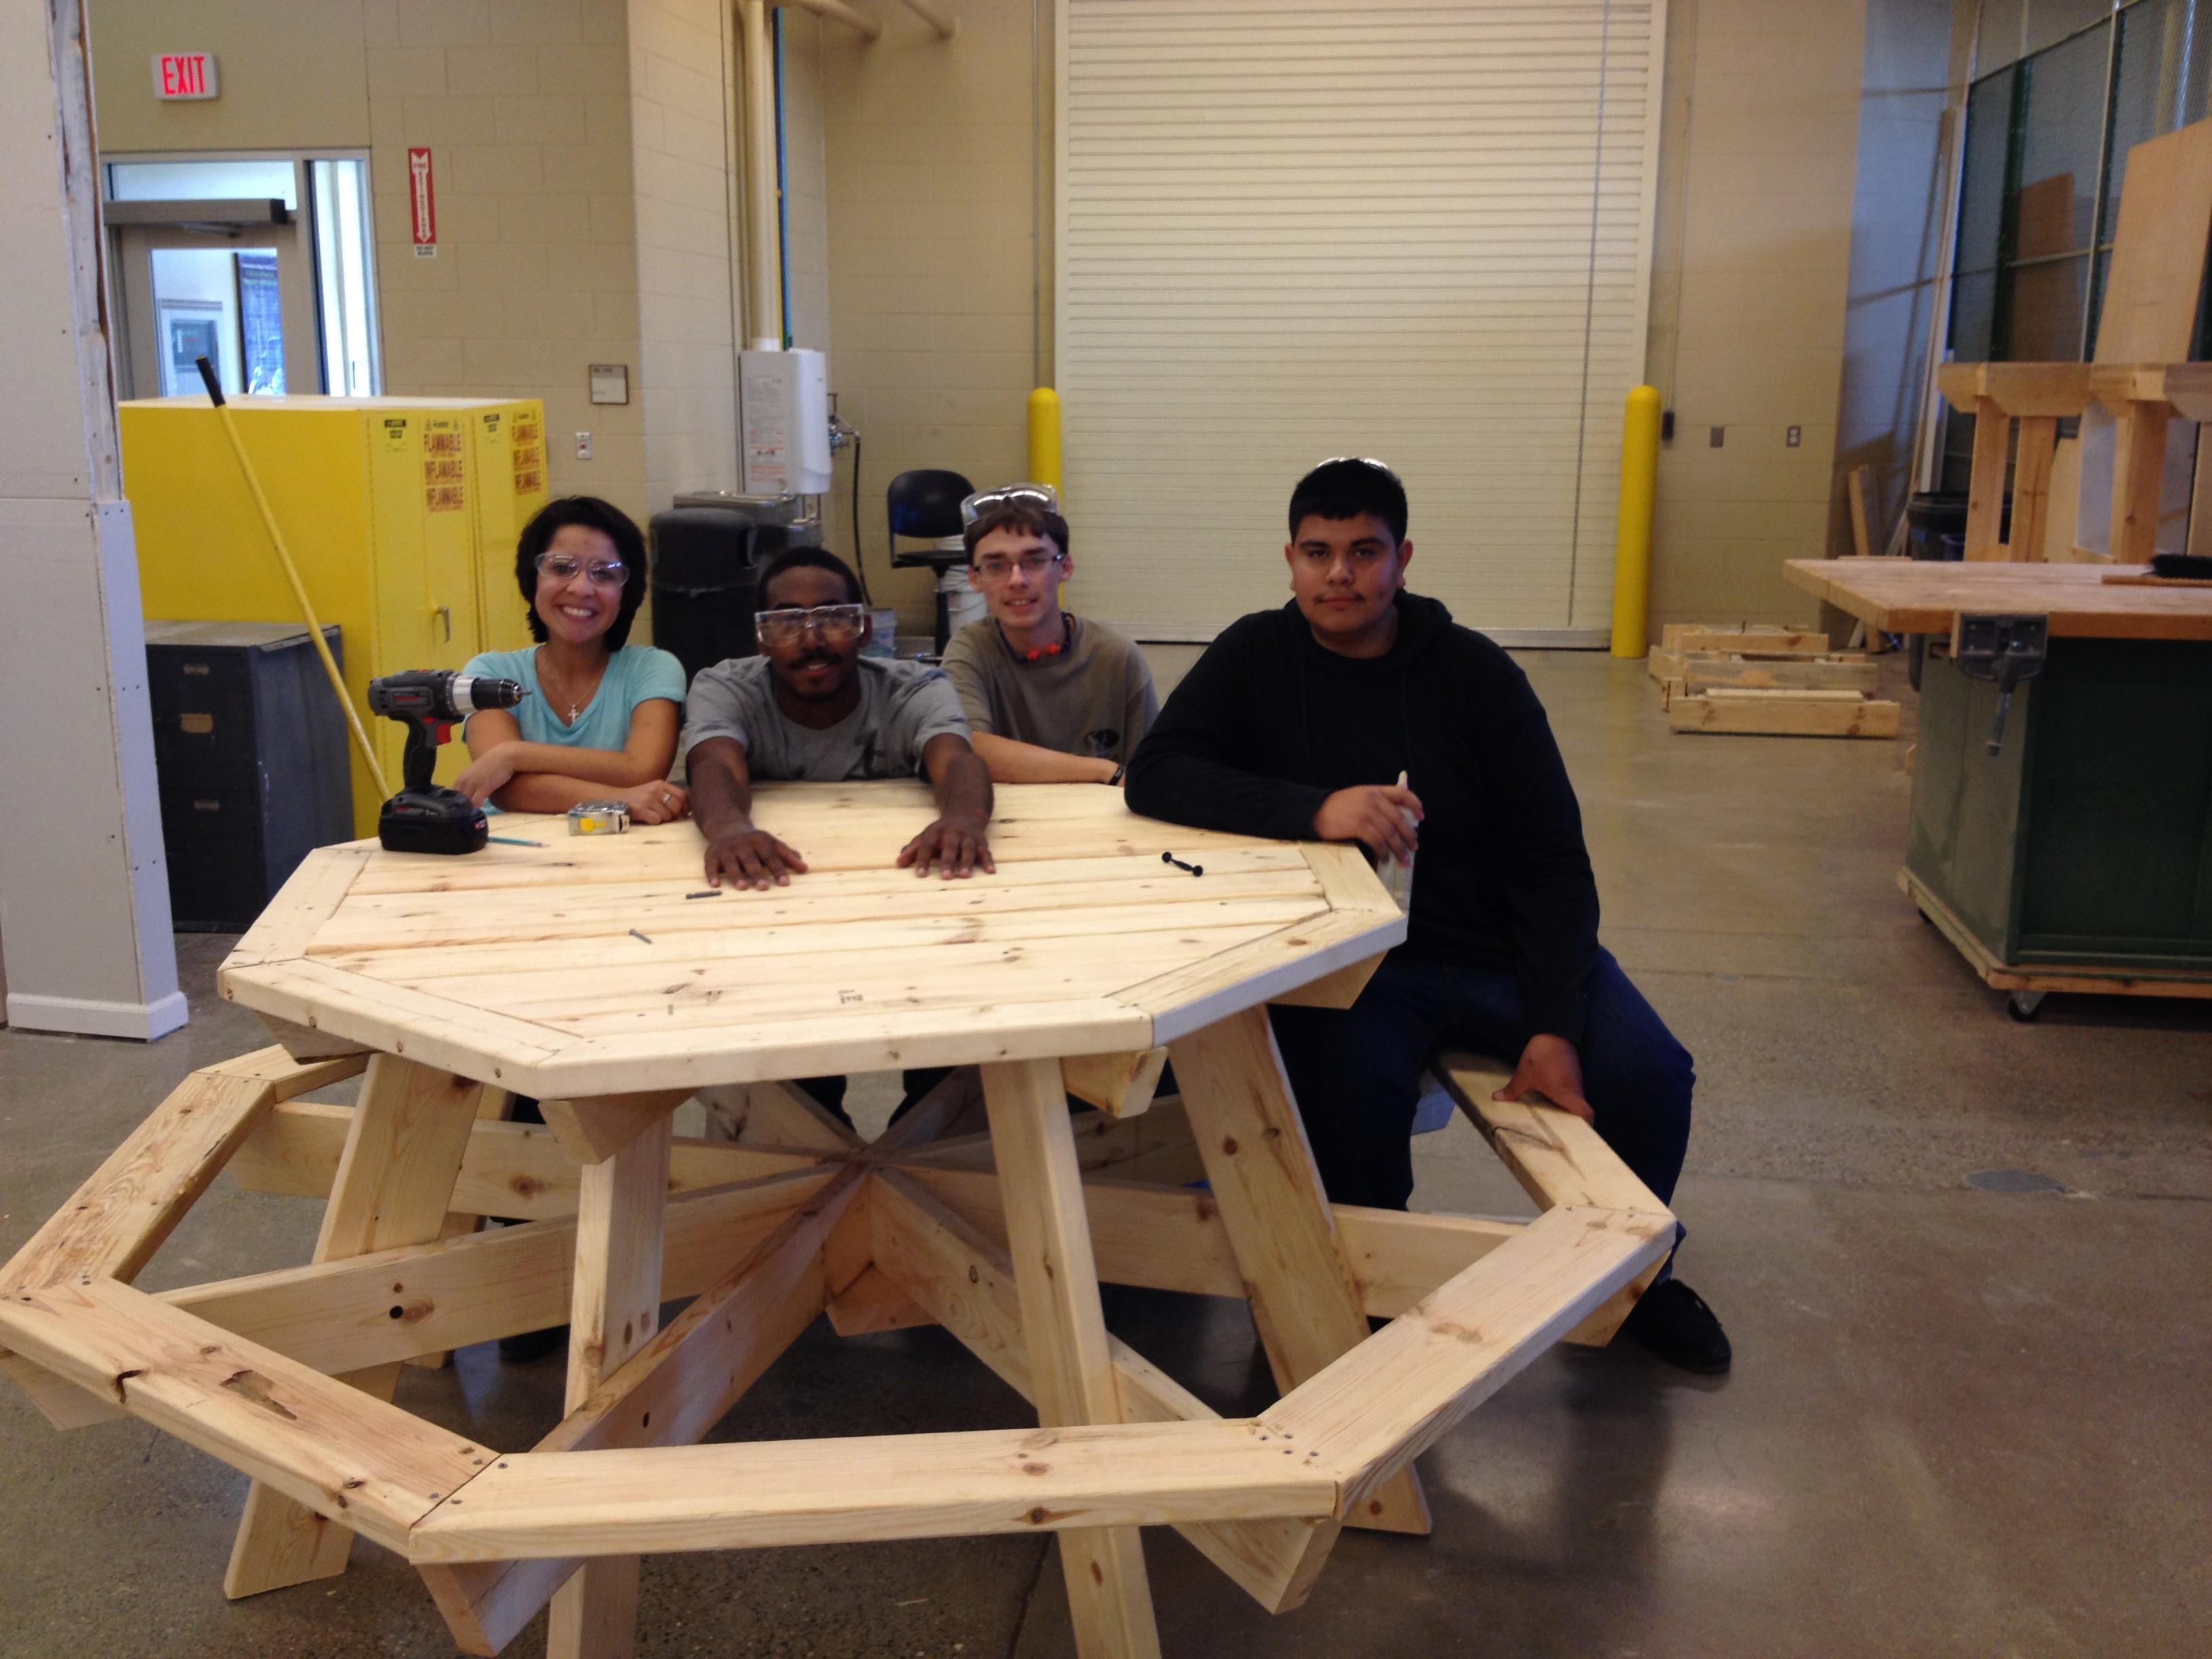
[754,602,867,647]
[960,483,1060,526]
[1313,455,1401,482]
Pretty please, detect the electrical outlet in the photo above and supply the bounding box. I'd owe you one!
[1786,425,1802,447]
[1709,426,1725,449]
[575,431,593,460]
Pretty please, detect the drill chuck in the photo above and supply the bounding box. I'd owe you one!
[367,670,525,722]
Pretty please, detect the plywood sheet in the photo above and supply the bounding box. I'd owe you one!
[2094,118,2212,363]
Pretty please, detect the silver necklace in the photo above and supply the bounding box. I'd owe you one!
[536,647,603,724]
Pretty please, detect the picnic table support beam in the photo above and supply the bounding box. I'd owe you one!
[548,1110,672,1658]
[224,1056,483,1598]
[981,1057,1162,1659]
[1168,1006,1432,1536]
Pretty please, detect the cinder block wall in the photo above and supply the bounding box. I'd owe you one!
[91,0,1909,641]
[626,0,742,509]
[796,0,1042,634]
[88,0,655,527]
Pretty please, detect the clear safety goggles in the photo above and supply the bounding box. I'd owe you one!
[535,550,629,587]
[754,603,868,647]
[960,482,1061,526]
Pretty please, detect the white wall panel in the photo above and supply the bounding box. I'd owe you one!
[1058,0,1664,640]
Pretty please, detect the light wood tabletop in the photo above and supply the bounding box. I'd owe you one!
[218,782,1408,1098]
[1784,557,2212,640]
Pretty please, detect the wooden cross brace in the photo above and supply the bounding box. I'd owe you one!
[1,1033,1673,1658]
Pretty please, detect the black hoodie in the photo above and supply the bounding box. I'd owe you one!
[1124,592,1599,1044]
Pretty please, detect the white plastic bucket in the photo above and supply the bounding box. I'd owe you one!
[938,565,987,633]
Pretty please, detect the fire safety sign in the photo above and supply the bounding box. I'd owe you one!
[409,147,437,258]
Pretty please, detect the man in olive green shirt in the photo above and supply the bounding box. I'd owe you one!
[939,485,1158,783]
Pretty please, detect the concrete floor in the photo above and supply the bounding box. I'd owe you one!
[4,649,2209,1658]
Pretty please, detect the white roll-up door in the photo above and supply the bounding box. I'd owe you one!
[1058,0,1665,642]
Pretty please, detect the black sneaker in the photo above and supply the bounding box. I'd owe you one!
[1619,1280,1731,1374]
[497,1324,569,1364]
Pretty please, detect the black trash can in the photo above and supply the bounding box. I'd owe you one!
[1904,491,1969,560]
[649,507,760,691]
[1900,494,1969,691]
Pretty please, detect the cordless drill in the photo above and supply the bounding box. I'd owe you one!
[368,670,527,854]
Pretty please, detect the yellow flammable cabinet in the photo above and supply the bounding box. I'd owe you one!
[467,399,552,653]
[123,395,545,836]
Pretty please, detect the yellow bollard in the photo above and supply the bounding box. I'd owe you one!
[1611,384,1662,659]
[1027,386,1062,493]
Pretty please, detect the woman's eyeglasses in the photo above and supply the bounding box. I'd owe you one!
[535,551,628,587]
[754,603,868,647]
[960,483,1060,526]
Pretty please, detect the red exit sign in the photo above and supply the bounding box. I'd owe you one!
[152,54,219,101]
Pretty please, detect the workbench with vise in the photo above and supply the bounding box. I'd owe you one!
[1785,558,2212,1017]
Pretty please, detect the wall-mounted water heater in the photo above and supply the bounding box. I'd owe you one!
[739,348,832,497]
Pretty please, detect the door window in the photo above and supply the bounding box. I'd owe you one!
[106,154,380,398]
[148,246,287,395]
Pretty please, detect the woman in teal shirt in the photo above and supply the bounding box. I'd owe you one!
[458,496,689,820]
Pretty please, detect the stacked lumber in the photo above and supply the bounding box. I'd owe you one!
[1646,625,1899,739]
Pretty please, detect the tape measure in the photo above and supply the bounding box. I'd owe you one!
[567,800,632,836]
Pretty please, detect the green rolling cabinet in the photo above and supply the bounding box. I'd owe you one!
[1906,639,2212,977]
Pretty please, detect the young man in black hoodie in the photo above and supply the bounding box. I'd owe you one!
[1124,457,1728,1374]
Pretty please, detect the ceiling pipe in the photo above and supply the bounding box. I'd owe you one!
[783,0,883,40]
[738,0,783,349]
[898,0,958,39]
[735,1,956,351]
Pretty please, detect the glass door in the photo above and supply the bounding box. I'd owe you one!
[104,155,382,402]
[115,220,320,401]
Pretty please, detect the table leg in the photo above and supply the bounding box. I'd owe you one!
[1963,396,2009,559]
[1168,1006,1432,1535]
[224,1055,483,1597]
[2110,397,2172,564]
[407,1085,514,1371]
[981,1058,1160,1659]
[548,1110,673,1659]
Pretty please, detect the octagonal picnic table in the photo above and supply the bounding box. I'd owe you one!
[0,783,1674,1658]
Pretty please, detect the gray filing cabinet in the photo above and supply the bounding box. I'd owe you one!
[145,621,353,931]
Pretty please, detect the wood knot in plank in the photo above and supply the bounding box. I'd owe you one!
[219,1370,298,1420]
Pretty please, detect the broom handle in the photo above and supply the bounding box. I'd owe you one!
[194,358,391,799]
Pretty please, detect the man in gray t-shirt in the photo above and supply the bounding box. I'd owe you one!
[685,655,968,783]
[939,487,1158,783]
[682,548,994,888]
